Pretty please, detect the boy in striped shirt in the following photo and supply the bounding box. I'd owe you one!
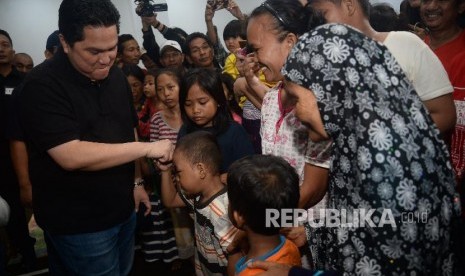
[159,131,241,275]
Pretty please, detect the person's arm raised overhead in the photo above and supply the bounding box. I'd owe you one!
[205,4,218,46]
[141,15,161,66]
[227,3,245,20]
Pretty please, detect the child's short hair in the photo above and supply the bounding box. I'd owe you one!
[175,131,222,175]
[223,20,246,41]
[117,34,136,54]
[227,155,300,235]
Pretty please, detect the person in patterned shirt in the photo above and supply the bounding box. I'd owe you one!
[282,22,461,275]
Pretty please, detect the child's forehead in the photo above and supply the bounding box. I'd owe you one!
[187,86,212,99]
[173,149,187,163]
[188,83,207,93]
[145,74,155,80]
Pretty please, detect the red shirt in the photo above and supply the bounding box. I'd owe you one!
[424,29,465,74]
[137,97,159,140]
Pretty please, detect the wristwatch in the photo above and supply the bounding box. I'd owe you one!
[134,178,145,188]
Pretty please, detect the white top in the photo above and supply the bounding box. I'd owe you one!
[261,85,330,219]
[383,31,453,101]
[261,85,332,181]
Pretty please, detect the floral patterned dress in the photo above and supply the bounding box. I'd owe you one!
[282,23,461,275]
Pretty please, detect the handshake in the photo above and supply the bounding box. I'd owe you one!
[134,0,167,17]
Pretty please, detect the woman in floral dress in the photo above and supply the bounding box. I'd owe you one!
[282,23,461,275]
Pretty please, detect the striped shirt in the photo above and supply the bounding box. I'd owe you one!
[149,111,180,143]
[181,187,238,276]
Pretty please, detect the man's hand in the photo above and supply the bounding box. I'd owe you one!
[134,185,151,216]
[141,14,158,28]
[205,4,215,22]
[146,139,174,163]
[227,4,244,20]
[408,23,428,39]
[247,260,292,276]
[155,160,172,172]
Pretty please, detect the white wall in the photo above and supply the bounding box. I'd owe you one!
[0,0,261,66]
[0,0,403,66]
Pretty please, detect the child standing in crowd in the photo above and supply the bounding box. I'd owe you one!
[221,19,247,79]
[178,68,254,173]
[221,72,243,124]
[134,68,183,269]
[149,68,195,262]
[141,69,164,137]
[227,155,302,276]
[159,131,241,276]
[122,65,159,205]
[150,68,183,146]
[121,64,146,132]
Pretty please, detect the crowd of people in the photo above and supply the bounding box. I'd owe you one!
[1,0,465,275]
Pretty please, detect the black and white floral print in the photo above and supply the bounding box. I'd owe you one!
[283,24,461,275]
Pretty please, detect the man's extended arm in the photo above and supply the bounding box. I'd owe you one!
[47,137,174,171]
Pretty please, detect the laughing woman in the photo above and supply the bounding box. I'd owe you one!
[282,23,461,275]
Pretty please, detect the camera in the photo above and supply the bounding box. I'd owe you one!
[135,0,168,17]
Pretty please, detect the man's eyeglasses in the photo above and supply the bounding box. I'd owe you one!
[261,1,290,28]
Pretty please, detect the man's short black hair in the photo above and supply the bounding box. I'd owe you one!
[227,155,300,235]
[172,27,188,42]
[175,131,222,175]
[117,34,136,54]
[183,32,214,57]
[319,0,370,17]
[370,3,399,32]
[59,0,120,47]
[46,30,60,52]
[0,29,13,46]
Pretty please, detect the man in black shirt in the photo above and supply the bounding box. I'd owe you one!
[0,29,37,273]
[18,0,174,274]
